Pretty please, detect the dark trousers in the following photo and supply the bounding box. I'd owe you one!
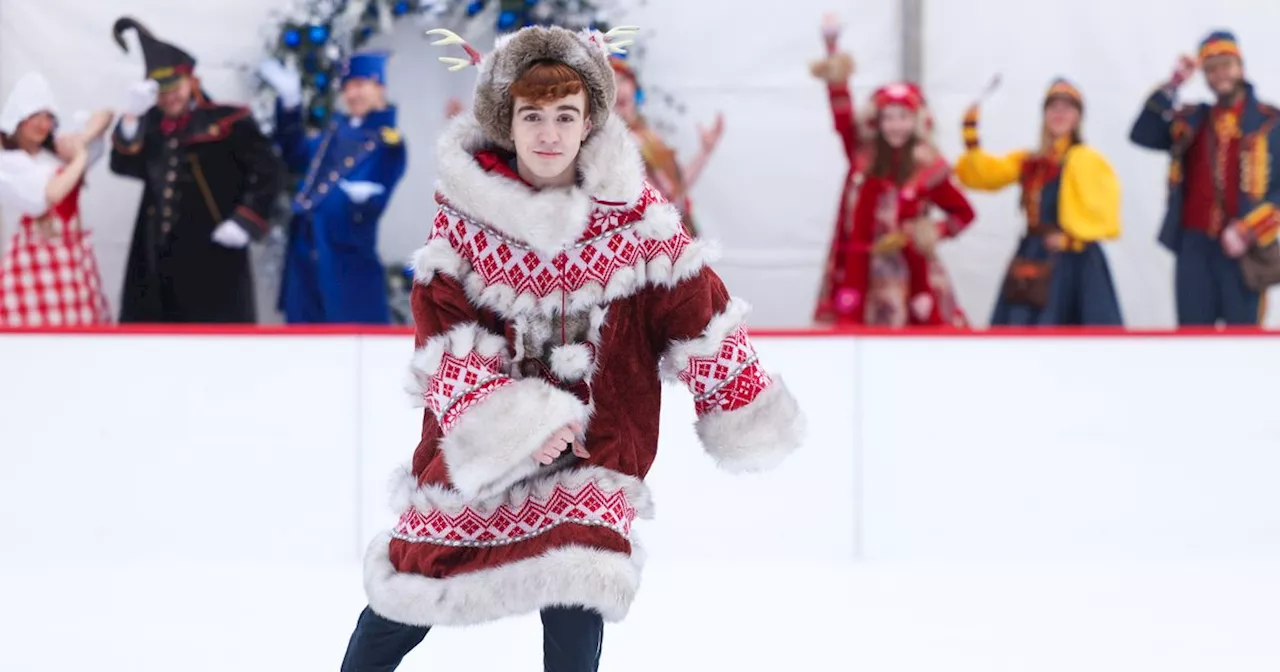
[340,605,604,672]
[1175,228,1261,325]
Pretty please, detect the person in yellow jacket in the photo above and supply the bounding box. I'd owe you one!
[956,78,1124,326]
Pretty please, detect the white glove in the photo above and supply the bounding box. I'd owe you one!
[339,180,385,204]
[124,80,158,117]
[211,220,251,249]
[257,59,303,109]
[64,110,92,134]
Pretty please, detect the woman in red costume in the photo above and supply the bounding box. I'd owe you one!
[810,16,975,327]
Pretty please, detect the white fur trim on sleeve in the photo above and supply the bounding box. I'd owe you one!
[404,322,509,409]
[412,235,468,286]
[695,375,805,473]
[441,377,592,500]
[659,297,751,382]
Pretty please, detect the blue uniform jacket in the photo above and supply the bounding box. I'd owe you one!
[1129,81,1280,253]
[274,100,407,323]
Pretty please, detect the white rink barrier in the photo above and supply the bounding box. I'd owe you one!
[2,330,1279,570]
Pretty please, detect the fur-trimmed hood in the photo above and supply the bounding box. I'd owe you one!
[472,25,620,152]
[434,111,648,256]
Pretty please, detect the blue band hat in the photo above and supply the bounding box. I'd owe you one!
[341,50,390,85]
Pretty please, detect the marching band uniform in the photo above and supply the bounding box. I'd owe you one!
[957,78,1125,326]
[109,17,281,323]
[271,51,408,324]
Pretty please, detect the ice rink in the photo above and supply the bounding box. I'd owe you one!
[5,559,1280,670]
[5,332,1280,670]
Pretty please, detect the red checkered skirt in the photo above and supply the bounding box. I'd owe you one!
[0,213,111,327]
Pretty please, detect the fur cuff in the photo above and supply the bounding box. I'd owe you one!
[695,376,805,473]
[364,531,646,627]
[441,377,591,500]
[660,297,751,382]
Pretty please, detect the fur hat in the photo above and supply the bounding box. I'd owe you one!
[428,25,638,152]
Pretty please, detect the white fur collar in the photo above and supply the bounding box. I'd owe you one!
[434,114,648,256]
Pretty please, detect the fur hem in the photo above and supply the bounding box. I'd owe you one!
[440,377,592,500]
[660,296,751,381]
[386,463,655,520]
[433,114,645,256]
[364,532,646,627]
[695,375,806,473]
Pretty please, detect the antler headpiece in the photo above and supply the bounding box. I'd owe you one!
[426,24,639,150]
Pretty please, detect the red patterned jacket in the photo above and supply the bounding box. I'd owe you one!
[361,114,806,627]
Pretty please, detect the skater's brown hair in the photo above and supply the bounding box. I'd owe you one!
[509,60,591,117]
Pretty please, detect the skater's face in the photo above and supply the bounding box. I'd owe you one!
[613,75,638,125]
[1043,98,1080,139]
[878,104,916,148]
[157,77,194,118]
[511,90,593,188]
[17,111,54,147]
[341,78,387,119]
[1203,55,1243,99]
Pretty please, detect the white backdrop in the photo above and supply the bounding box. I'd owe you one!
[2,0,1280,327]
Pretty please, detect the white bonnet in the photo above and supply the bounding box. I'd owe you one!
[0,72,58,136]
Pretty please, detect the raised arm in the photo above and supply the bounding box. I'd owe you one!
[954,105,1026,192]
[109,80,159,180]
[1130,55,1197,151]
[810,15,858,163]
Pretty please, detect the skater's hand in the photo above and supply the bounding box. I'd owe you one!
[1044,232,1069,252]
[211,220,251,249]
[1221,222,1248,258]
[533,422,588,465]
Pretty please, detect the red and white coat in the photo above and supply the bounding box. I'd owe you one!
[362,113,805,627]
[0,143,111,326]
